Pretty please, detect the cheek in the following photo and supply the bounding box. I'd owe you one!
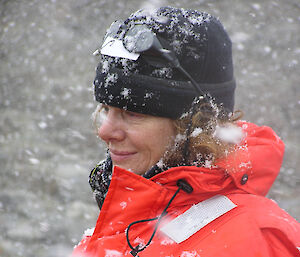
[129,129,167,158]
[146,125,175,158]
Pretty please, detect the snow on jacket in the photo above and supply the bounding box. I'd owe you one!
[72,121,300,257]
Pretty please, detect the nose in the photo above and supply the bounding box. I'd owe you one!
[97,108,126,143]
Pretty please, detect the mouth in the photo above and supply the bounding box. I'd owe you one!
[109,149,137,163]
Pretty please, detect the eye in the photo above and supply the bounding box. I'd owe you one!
[126,110,141,117]
[93,104,109,130]
[122,109,145,120]
[101,105,109,114]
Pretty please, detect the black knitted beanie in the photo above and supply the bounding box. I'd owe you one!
[94,6,236,119]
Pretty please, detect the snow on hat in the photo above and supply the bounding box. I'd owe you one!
[93,6,236,119]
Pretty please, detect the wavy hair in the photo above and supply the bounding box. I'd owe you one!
[161,99,243,169]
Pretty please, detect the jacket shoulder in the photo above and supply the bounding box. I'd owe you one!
[228,194,300,256]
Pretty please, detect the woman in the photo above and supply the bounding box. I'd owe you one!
[73,7,300,257]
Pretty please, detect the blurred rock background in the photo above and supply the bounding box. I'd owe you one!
[0,0,299,256]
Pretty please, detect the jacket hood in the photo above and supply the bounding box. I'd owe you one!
[150,121,285,203]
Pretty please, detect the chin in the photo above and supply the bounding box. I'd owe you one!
[113,161,149,175]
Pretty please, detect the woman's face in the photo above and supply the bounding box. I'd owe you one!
[96,105,176,175]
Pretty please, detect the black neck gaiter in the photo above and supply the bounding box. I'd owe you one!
[89,155,163,210]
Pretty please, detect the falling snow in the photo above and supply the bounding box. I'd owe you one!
[180,251,200,257]
[83,227,95,237]
[1,1,299,257]
[160,238,175,245]
[213,125,244,144]
[120,201,127,210]
[191,127,203,137]
[104,249,122,257]
[120,88,131,98]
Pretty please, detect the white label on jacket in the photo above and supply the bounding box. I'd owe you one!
[160,195,237,244]
[100,36,140,60]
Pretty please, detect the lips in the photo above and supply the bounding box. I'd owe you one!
[109,149,137,163]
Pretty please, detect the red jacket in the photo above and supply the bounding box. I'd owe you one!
[73,122,300,257]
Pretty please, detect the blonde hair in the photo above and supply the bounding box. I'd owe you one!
[162,102,243,168]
